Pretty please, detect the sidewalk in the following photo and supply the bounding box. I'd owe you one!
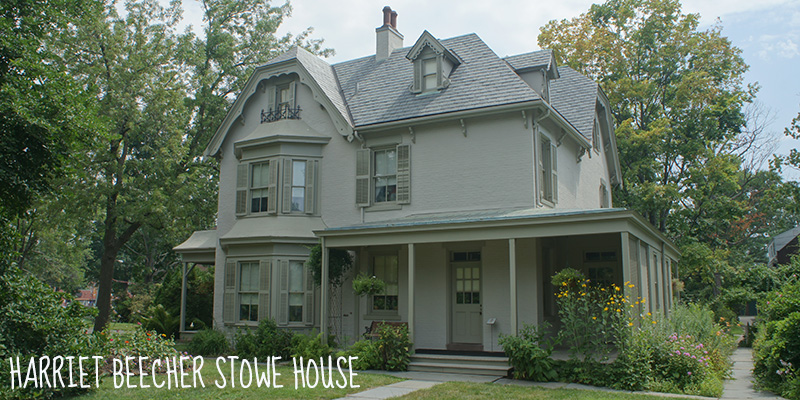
[721,347,784,399]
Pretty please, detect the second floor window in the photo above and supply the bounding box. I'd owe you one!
[251,162,270,213]
[540,136,558,204]
[291,161,306,212]
[374,149,397,203]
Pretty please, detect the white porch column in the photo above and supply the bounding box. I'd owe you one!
[180,262,188,333]
[321,238,329,344]
[620,232,631,298]
[509,238,518,336]
[408,243,415,344]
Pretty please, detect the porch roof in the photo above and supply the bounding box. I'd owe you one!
[316,207,679,258]
[173,229,217,264]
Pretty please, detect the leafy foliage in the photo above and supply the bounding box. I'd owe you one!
[0,268,102,399]
[499,323,558,381]
[188,329,230,356]
[306,244,354,287]
[141,304,180,338]
[97,327,184,376]
[352,273,386,296]
[373,323,412,371]
[291,331,335,360]
[339,339,381,370]
[235,318,294,360]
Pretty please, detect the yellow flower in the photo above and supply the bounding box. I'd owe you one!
[628,322,634,326]
[628,284,634,288]
[604,307,608,311]
[592,317,597,320]
[647,312,652,316]
[601,288,606,291]
[652,320,657,324]
[616,309,621,312]
[615,286,621,291]
[581,293,586,296]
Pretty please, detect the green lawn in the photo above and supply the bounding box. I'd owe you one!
[108,322,139,332]
[68,361,402,399]
[398,382,694,400]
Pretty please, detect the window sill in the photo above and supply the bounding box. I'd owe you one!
[540,199,555,208]
[365,203,402,212]
[364,313,401,321]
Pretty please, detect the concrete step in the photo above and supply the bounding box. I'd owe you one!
[408,354,510,377]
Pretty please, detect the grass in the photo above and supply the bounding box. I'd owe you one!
[108,322,139,332]
[68,360,402,399]
[398,382,696,399]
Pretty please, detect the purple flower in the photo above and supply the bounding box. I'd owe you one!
[688,371,692,376]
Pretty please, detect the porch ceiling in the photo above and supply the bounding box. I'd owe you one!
[316,207,679,258]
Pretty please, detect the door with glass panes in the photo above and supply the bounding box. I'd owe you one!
[451,251,482,344]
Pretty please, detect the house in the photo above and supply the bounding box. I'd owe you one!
[768,226,800,267]
[174,6,679,354]
[74,286,98,307]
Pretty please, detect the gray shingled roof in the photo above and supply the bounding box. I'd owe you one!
[263,47,353,126]
[504,50,554,71]
[772,226,800,253]
[332,34,541,127]
[549,66,599,141]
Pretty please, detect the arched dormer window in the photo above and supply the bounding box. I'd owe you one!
[406,31,460,94]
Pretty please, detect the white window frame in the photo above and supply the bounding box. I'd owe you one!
[539,135,558,205]
[421,57,438,92]
[238,261,260,322]
[250,161,270,214]
[373,148,398,204]
[287,260,306,324]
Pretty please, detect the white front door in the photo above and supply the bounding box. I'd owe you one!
[451,252,482,344]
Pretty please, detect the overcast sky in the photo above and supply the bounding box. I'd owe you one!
[180,0,800,177]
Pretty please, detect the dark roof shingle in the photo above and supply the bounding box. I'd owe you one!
[549,66,599,141]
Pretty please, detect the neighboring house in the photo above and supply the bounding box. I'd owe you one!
[768,226,800,267]
[74,286,98,307]
[175,7,679,352]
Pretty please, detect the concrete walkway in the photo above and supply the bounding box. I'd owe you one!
[335,347,787,399]
[721,348,785,399]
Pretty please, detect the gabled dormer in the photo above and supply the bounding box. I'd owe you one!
[406,31,460,94]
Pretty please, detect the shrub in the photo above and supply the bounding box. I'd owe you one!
[374,323,411,371]
[352,274,385,296]
[754,312,800,396]
[235,318,294,360]
[291,331,334,360]
[0,269,103,399]
[140,304,179,338]
[340,339,380,370]
[98,327,183,376]
[551,268,632,362]
[188,329,230,356]
[499,322,557,381]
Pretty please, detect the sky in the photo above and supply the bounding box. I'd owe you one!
[180,0,800,178]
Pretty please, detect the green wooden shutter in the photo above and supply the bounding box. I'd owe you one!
[355,149,371,207]
[305,160,316,214]
[303,265,314,326]
[223,260,237,324]
[267,83,276,113]
[278,260,289,325]
[282,158,292,213]
[258,260,271,321]
[235,165,248,216]
[267,160,278,214]
[551,143,558,203]
[538,139,545,201]
[396,144,410,204]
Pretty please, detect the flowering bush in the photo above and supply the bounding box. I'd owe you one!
[98,327,186,375]
[653,334,712,389]
[499,322,557,381]
[552,268,646,362]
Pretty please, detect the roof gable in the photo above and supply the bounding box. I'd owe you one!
[406,30,460,65]
[204,47,353,157]
[549,66,599,142]
[504,50,560,79]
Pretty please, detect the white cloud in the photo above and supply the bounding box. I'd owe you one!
[756,33,800,60]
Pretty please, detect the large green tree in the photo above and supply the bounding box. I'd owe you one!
[538,0,791,301]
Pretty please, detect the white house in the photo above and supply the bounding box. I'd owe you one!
[175,6,679,356]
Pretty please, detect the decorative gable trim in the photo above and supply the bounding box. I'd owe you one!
[405,30,459,64]
[205,57,353,158]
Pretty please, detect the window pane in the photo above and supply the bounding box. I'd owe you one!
[472,292,480,304]
[375,150,387,175]
[386,150,396,174]
[387,177,397,201]
[289,293,304,306]
[423,58,436,75]
[375,177,387,203]
[456,280,463,292]
[424,74,436,90]
[464,268,471,280]
[252,163,269,188]
[386,283,398,296]
[472,267,479,279]
[289,261,303,292]
[292,188,305,212]
[289,305,302,322]
[292,161,305,186]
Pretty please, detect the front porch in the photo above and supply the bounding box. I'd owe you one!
[316,208,679,350]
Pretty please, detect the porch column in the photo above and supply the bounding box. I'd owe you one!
[408,243,415,344]
[509,238,518,335]
[620,232,632,298]
[180,262,188,333]
[321,238,329,344]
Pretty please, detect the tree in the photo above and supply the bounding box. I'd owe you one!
[538,0,792,302]
[49,0,331,332]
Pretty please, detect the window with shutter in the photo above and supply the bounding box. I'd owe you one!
[550,143,558,203]
[238,261,260,322]
[278,260,289,325]
[540,136,554,204]
[235,165,248,216]
[371,254,399,313]
[250,162,270,213]
[305,160,317,214]
[396,145,410,204]
[258,260,271,321]
[355,149,371,207]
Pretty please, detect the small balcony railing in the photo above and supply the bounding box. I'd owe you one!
[261,105,302,123]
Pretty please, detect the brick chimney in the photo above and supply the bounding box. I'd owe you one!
[376,6,403,61]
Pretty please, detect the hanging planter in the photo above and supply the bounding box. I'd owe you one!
[353,273,386,296]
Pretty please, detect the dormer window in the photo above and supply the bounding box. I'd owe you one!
[407,31,460,94]
[422,58,437,91]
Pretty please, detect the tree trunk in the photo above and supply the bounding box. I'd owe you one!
[93,231,119,332]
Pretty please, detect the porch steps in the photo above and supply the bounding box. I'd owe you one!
[408,354,510,377]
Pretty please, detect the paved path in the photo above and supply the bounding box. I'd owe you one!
[721,348,784,399]
[335,347,787,399]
